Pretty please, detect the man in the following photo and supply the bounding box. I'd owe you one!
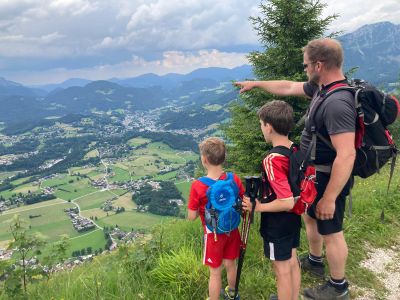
[235,38,356,300]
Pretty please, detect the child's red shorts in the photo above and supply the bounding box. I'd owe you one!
[203,227,241,268]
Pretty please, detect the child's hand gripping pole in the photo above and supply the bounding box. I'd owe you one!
[249,176,260,223]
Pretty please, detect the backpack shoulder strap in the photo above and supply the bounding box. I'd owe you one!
[198,176,216,187]
[269,145,292,158]
[309,83,354,161]
[225,172,233,181]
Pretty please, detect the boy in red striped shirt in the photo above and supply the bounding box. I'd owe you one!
[243,100,301,300]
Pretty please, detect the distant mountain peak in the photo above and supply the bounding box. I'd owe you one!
[0,77,22,88]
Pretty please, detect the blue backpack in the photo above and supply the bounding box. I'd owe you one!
[198,172,241,235]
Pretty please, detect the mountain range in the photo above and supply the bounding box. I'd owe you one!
[0,22,399,125]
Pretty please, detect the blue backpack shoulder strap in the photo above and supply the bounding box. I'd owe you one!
[225,172,233,181]
[198,176,216,187]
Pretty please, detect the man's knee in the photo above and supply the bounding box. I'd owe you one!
[323,231,348,251]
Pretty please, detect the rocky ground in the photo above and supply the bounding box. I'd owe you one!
[355,240,400,300]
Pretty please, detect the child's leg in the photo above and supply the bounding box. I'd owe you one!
[272,259,293,300]
[223,258,237,290]
[289,248,301,300]
[208,265,223,300]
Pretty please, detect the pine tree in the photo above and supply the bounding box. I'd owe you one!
[224,0,337,173]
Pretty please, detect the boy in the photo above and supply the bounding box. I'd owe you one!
[188,137,244,300]
[242,100,301,300]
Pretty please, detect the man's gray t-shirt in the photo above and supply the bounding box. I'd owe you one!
[300,81,356,164]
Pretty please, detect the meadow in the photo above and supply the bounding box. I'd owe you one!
[0,199,77,242]
[0,140,195,259]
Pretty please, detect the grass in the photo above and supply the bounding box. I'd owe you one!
[96,211,168,232]
[128,137,151,147]
[107,142,197,181]
[84,150,99,159]
[175,180,191,200]
[203,104,223,111]
[66,229,107,254]
[113,193,136,210]
[153,170,178,181]
[0,200,77,242]
[109,166,131,183]
[76,190,116,211]
[0,171,18,181]
[69,166,98,176]
[12,183,40,194]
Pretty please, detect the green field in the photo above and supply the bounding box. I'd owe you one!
[96,211,168,232]
[0,171,18,181]
[128,137,151,147]
[114,142,197,181]
[0,200,77,242]
[84,149,99,159]
[66,229,106,254]
[109,166,131,183]
[41,175,98,201]
[203,104,223,111]
[76,190,116,211]
[153,170,178,181]
[175,181,191,201]
[0,176,39,199]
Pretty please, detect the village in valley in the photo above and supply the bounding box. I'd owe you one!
[0,102,210,267]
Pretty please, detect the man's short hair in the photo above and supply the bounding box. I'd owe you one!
[199,137,226,165]
[258,100,294,136]
[303,38,344,70]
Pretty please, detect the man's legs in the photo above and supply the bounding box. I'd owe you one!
[323,231,348,279]
[303,213,323,256]
[208,265,222,300]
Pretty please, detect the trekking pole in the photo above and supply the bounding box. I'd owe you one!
[234,176,260,299]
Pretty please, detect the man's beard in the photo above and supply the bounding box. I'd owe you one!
[309,72,320,85]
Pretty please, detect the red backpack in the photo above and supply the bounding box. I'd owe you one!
[261,144,317,215]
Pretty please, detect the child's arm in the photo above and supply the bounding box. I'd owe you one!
[187,209,199,220]
[187,182,200,221]
[242,195,295,213]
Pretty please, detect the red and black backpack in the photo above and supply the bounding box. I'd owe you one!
[310,79,399,180]
[309,79,399,218]
[260,144,317,215]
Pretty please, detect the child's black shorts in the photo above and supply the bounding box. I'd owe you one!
[263,228,300,261]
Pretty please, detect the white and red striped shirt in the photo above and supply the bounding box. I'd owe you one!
[262,153,293,200]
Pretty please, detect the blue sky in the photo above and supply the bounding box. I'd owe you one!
[1,0,399,85]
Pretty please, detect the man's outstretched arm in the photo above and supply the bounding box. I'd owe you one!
[234,80,307,97]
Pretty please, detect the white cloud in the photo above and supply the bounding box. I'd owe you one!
[9,49,249,85]
[0,0,399,84]
[323,0,400,33]
[48,0,98,16]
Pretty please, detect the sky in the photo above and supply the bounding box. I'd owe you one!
[0,0,399,86]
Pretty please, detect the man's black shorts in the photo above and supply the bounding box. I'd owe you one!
[307,171,352,235]
[263,228,300,261]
